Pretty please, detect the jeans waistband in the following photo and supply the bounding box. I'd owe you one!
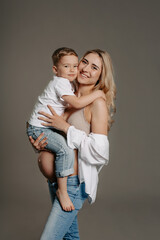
[48,176,80,189]
[67,175,79,185]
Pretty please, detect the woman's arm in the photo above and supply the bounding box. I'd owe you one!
[67,98,109,167]
[38,97,108,135]
[38,105,71,133]
[38,102,109,167]
[90,98,108,135]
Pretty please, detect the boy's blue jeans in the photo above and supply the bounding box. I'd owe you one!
[41,176,88,240]
[27,124,74,177]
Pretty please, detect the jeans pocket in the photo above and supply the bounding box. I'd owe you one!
[67,185,79,199]
[68,185,85,210]
[33,130,43,139]
[26,125,41,138]
[32,128,49,144]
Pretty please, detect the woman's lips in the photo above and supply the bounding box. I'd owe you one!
[80,72,89,78]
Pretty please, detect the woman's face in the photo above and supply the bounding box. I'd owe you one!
[77,53,102,86]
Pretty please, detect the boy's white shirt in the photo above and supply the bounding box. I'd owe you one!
[67,126,109,204]
[29,76,75,127]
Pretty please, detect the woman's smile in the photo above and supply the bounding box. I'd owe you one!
[79,71,90,78]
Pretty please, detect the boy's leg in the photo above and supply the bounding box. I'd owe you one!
[27,125,75,211]
[27,125,56,182]
[27,125,75,176]
[41,128,75,211]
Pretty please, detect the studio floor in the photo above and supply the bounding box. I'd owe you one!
[1,196,160,240]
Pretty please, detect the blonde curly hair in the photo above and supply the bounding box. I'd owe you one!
[82,49,116,130]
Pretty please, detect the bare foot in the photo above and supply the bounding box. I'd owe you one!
[56,189,75,211]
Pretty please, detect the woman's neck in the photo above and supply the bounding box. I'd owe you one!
[77,84,94,97]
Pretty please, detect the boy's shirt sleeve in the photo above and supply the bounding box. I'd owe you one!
[55,77,75,101]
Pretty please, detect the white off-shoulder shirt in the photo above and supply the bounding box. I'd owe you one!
[67,126,109,204]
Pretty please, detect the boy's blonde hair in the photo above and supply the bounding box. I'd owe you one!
[52,47,78,66]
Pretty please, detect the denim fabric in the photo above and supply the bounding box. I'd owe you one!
[27,124,74,177]
[41,176,88,240]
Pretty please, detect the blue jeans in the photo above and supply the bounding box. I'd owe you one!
[27,124,74,177]
[41,176,87,240]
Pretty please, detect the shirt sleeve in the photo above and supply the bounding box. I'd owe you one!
[67,126,109,166]
[54,77,75,100]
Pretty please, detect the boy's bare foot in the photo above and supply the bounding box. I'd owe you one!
[56,189,75,211]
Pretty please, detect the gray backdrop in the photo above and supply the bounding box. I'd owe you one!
[1,0,160,239]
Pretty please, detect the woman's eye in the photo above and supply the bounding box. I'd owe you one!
[92,66,98,70]
[82,60,87,64]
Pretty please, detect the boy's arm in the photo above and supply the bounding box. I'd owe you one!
[62,90,106,109]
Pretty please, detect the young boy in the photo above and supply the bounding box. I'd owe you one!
[27,47,105,211]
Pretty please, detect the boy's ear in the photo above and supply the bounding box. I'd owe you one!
[52,66,57,74]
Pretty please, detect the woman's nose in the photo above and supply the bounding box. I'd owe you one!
[82,64,90,72]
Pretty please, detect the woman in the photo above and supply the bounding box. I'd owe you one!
[29,49,116,239]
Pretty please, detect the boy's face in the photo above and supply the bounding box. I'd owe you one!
[53,55,78,82]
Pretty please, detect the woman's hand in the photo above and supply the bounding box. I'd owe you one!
[38,105,70,134]
[29,133,48,152]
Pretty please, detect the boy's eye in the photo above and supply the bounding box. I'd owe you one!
[74,65,78,68]
[64,65,68,68]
